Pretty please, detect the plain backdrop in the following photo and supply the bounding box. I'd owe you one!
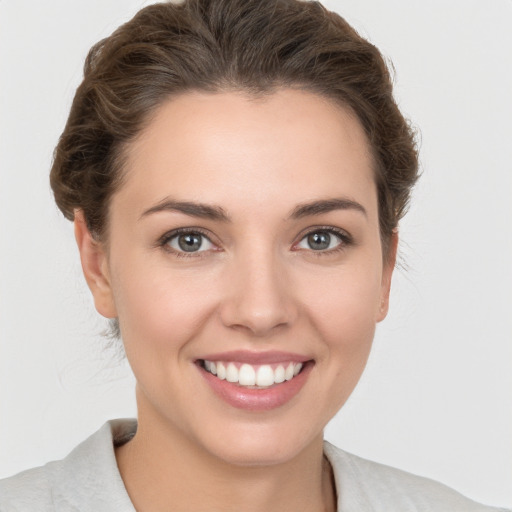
[1,0,511,507]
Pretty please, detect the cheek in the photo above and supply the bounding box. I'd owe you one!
[296,260,382,357]
[303,258,382,317]
[110,260,220,352]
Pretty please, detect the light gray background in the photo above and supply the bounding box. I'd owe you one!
[1,0,511,507]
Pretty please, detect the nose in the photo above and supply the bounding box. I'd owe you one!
[219,248,297,337]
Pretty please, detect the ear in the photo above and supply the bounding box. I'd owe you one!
[74,210,117,319]
[376,229,399,322]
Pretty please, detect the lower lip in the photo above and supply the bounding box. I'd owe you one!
[198,362,313,411]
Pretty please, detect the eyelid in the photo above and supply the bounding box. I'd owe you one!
[292,226,353,252]
[156,225,353,257]
[157,227,220,256]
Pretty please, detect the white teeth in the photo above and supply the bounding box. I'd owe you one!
[256,365,274,387]
[203,360,304,387]
[216,362,226,380]
[239,364,256,386]
[274,365,285,383]
[226,362,238,383]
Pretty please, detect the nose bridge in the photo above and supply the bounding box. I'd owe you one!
[219,238,296,336]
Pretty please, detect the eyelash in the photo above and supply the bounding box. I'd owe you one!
[294,226,353,256]
[157,226,353,258]
[157,227,216,258]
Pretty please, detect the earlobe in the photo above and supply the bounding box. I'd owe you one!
[74,210,117,319]
[376,229,399,322]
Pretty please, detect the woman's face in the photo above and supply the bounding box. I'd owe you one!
[78,89,395,465]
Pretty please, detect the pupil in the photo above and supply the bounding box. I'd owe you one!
[308,232,330,250]
[178,233,202,252]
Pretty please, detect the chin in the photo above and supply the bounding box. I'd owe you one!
[193,418,324,468]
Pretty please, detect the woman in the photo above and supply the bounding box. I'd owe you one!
[0,0,509,510]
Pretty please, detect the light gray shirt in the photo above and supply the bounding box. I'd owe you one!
[0,419,509,511]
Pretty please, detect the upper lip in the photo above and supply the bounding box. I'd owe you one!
[197,350,312,365]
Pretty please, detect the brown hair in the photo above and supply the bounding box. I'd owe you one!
[50,0,418,254]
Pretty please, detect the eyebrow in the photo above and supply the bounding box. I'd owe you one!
[140,197,366,222]
[140,199,231,222]
[290,198,367,219]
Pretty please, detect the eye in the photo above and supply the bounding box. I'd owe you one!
[164,230,214,254]
[295,228,349,252]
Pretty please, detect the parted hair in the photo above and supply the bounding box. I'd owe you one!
[50,0,418,254]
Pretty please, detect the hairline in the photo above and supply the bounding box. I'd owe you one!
[93,84,392,260]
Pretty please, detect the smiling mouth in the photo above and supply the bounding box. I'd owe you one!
[199,360,307,389]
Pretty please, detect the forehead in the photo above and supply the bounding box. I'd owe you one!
[116,89,376,215]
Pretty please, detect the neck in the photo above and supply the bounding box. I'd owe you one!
[115,393,336,512]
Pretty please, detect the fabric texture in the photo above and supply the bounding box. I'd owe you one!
[0,419,509,512]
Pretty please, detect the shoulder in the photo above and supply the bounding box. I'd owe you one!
[323,441,510,512]
[0,463,56,510]
[0,419,136,512]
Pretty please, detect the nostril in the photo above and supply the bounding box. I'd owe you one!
[228,319,289,335]
[218,268,297,335]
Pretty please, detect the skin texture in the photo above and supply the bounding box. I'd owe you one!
[74,89,397,512]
